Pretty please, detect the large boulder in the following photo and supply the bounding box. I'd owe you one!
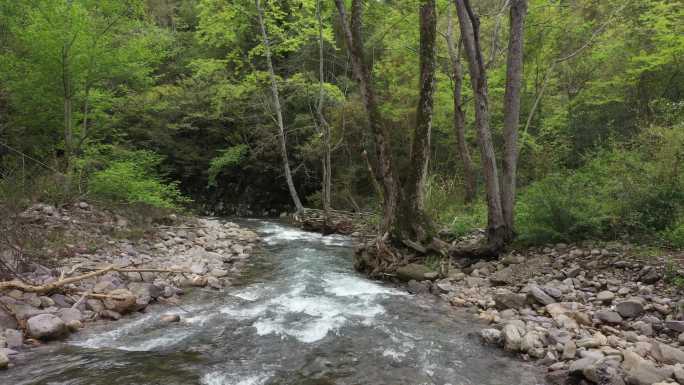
[651,341,684,365]
[27,314,69,340]
[622,349,674,385]
[103,289,137,314]
[527,285,556,306]
[395,264,432,282]
[616,299,644,318]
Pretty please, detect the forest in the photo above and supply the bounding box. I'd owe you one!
[0,0,682,252]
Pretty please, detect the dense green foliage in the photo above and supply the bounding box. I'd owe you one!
[0,0,682,246]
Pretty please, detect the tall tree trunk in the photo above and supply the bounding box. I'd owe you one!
[255,0,304,213]
[397,0,437,242]
[445,2,476,204]
[501,0,527,239]
[334,0,398,235]
[453,0,506,248]
[316,0,332,214]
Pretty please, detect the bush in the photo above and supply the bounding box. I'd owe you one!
[516,126,684,245]
[78,146,190,210]
[664,222,684,249]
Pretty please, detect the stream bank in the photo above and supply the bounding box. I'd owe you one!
[362,230,684,385]
[1,221,543,384]
[0,202,259,370]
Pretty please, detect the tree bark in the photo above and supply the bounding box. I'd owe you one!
[501,0,527,239]
[397,0,437,242]
[453,0,506,248]
[445,3,476,204]
[334,0,398,235]
[255,0,304,213]
[316,0,332,214]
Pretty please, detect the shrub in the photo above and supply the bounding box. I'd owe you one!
[516,125,684,245]
[664,222,684,249]
[80,146,190,210]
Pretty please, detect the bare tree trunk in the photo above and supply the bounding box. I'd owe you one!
[446,3,476,204]
[255,0,304,213]
[501,0,527,239]
[397,0,437,242]
[316,0,332,214]
[335,0,398,235]
[62,47,72,172]
[454,0,506,248]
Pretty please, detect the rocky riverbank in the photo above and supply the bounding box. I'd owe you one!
[384,236,684,385]
[0,202,259,370]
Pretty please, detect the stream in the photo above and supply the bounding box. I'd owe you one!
[2,220,543,385]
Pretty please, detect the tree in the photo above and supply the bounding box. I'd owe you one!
[335,0,438,244]
[453,0,527,251]
[445,2,476,204]
[315,0,332,214]
[255,0,304,213]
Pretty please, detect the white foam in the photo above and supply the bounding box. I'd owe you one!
[323,273,406,297]
[202,372,272,385]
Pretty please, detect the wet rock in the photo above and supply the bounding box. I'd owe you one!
[479,328,501,344]
[50,294,72,308]
[103,289,137,314]
[616,299,644,318]
[395,264,432,282]
[66,319,82,332]
[596,310,623,325]
[160,314,180,323]
[207,276,222,289]
[100,310,122,320]
[0,351,8,370]
[128,282,162,300]
[4,329,22,349]
[86,299,105,313]
[407,280,430,295]
[27,314,69,340]
[0,308,18,330]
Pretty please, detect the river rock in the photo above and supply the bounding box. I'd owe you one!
[27,314,69,340]
[502,321,525,351]
[521,330,545,358]
[490,266,515,286]
[562,340,577,360]
[57,308,82,323]
[494,292,527,310]
[103,289,137,314]
[0,351,8,369]
[596,310,623,324]
[582,357,625,385]
[622,349,674,385]
[597,290,616,303]
[4,329,22,348]
[479,328,501,344]
[0,308,18,330]
[665,320,684,333]
[651,341,684,365]
[395,264,432,282]
[160,314,180,323]
[527,285,556,306]
[616,299,644,318]
[100,310,122,320]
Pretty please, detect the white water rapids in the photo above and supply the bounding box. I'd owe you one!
[1,220,543,385]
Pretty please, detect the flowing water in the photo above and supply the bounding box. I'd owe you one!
[2,221,543,385]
